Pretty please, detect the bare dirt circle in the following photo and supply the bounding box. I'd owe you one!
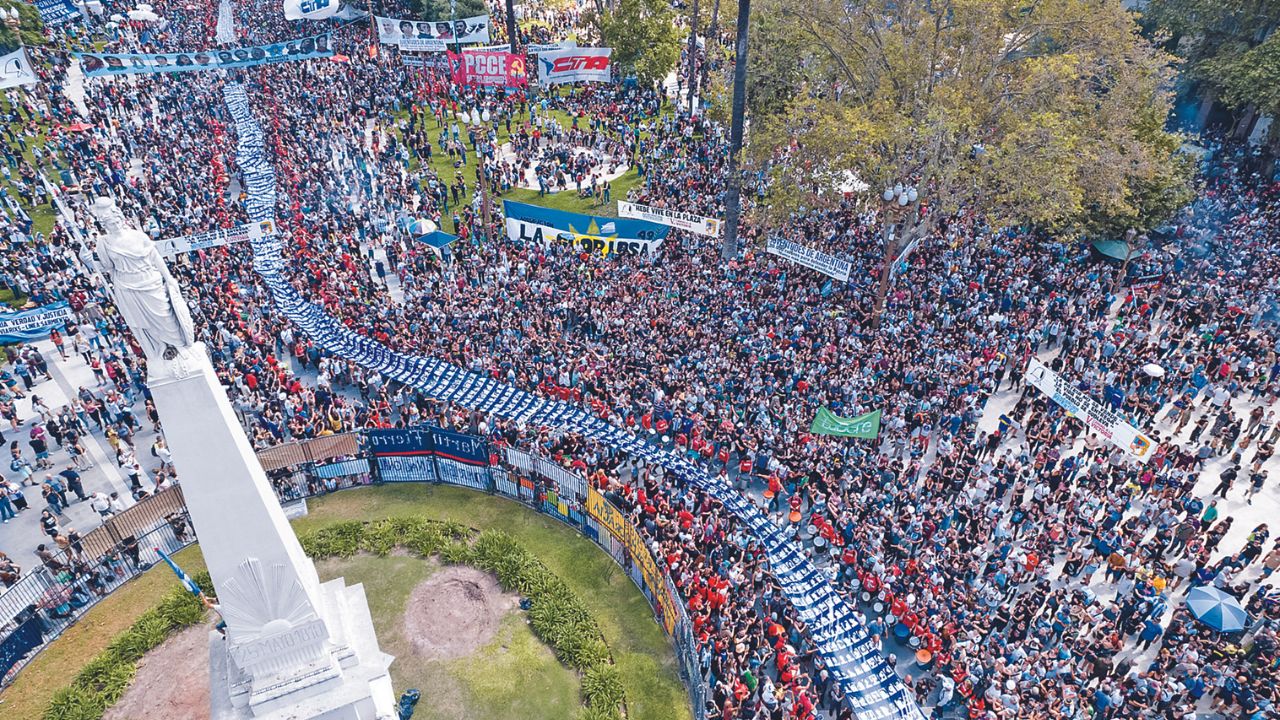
[402,565,519,661]
[103,623,212,720]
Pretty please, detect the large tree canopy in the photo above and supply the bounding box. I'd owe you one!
[751,0,1193,239]
[1146,0,1280,119]
[0,2,46,51]
[596,0,681,87]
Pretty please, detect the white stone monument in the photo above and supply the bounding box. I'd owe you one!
[90,197,396,720]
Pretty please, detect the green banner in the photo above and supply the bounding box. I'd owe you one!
[810,407,881,438]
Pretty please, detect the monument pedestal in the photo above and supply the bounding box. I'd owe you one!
[149,345,395,720]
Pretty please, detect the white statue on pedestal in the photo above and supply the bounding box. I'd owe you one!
[98,194,398,719]
[89,197,197,367]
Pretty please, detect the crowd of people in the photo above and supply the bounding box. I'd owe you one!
[2,0,1279,717]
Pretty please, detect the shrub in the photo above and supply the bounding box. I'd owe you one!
[582,664,626,712]
[44,581,207,720]
[44,686,108,720]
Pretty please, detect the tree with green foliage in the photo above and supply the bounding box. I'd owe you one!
[410,0,487,21]
[596,0,681,87]
[1144,0,1280,130]
[0,2,46,51]
[748,0,1193,321]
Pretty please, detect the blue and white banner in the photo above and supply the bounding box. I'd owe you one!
[78,34,333,77]
[503,200,668,257]
[35,0,80,26]
[222,83,924,720]
[0,302,75,344]
[766,235,852,283]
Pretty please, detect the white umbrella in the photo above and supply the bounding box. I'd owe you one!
[109,12,124,20]
[1142,363,1165,377]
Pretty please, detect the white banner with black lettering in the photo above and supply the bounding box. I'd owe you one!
[618,201,721,237]
[157,219,277,257]
[1024,357,1157,463]
[766,236,851,282]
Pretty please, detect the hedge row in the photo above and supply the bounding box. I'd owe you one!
[43,572,212,720]
[300,517,627,720]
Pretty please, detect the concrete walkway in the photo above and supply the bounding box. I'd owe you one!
[0,339,159,570]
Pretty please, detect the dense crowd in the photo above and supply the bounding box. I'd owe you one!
[2,0,1280,718]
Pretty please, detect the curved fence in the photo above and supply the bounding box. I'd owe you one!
[0,429,707,720]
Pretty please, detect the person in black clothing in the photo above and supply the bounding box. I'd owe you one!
[1212,464,1239,498]
[59,466,86,502]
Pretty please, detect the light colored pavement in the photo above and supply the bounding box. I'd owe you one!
[0,338,161,567]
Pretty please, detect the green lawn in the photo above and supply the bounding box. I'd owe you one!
[316,554,581,720]
[298,486,691,720]
[0,486,691,720]
[0,546,208,720]
[1,96,62,238]
[391,104,644,228]
[0,288,27,308]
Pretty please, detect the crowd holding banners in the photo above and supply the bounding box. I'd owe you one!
[2,0,1280,717]
[536,46,612,85]
[75,33,334,77]
[503,200,668,256]
[765,235,853,283]
[373,13,491,46]
[0,303,76,344]
[1025,357,1159,463]
[619,200,723,237]
[222,77,920,716]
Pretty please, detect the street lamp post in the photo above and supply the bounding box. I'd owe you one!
[469,106,494,238]
[871,182,919,327]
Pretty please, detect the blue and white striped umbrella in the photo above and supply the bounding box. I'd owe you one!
[1185,586,1248,632]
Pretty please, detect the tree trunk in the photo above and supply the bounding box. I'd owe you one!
[505,0,518,54]
[721,0,751,260]
[708,0,720,36]
[687,0,700,115]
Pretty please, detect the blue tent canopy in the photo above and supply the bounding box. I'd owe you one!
[416,230,457,250]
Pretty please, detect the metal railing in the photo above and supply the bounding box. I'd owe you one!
[0,430,708,719]
[1,509,195,685]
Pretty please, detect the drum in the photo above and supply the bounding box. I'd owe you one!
[909,635,922,648]
[850,578,862,591]
[813,536,828,552]
[885,613,897,626]
[860,591,871,603]
[763,489,775,499]
[893,623,910,641]
[873,602,885,614]
[915,649,933,669]
[789,510,802,524]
